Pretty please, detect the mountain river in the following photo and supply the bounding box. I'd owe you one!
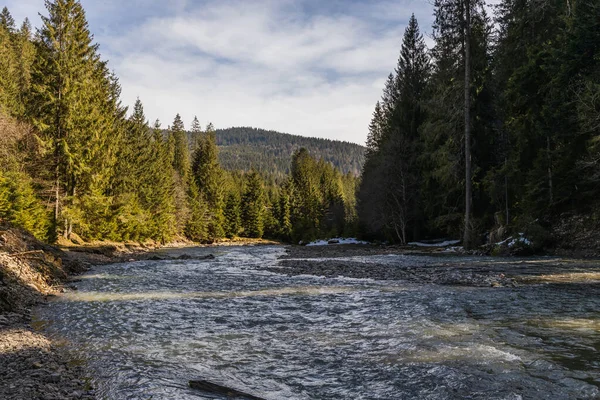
[35,245,600,399]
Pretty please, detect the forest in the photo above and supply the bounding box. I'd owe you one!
[358,0,600,248]
[213,127,365,181]
[0,0,599,250]
[0,1,358,245]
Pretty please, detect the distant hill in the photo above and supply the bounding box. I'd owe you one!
[206,127,366,179]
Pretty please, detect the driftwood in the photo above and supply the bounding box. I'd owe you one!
[189,379,266,399]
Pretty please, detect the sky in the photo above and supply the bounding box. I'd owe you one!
[5,0,490,145]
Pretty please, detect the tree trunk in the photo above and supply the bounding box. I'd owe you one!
[463,0,473,248]
[504,158,509,226]
[547,135,553,205]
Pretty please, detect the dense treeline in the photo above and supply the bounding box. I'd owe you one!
[213,127,365,180]
[359,0,600,247]
[0,1,358,244]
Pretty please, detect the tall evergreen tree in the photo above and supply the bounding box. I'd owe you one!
[192,122,225,238]
[0,7,15,33]
[170,113,190,182]
[358,14,430,243]
[223,191,241,238]
[30,0,120,240]
[241,170,265,238]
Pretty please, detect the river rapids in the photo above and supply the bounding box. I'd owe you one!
[35,246,600,399]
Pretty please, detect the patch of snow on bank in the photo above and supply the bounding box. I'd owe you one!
[508,234,532,248]
[305,238,369,246]
[407,240,461,247]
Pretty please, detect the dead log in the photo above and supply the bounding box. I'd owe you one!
[188,379,266,399]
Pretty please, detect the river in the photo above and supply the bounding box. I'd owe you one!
[35,245,600,399]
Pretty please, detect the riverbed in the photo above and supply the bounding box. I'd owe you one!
[35,245,600,399]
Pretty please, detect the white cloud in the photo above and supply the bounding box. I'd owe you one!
[5,0,438,145]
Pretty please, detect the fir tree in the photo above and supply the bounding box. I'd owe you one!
[0,7,15,33]
[192,122,225,238]
[241,171,264,238]
[170,113,190,182]
[357,14,429,243]
[30,0,119,240]
[223,192,241,238]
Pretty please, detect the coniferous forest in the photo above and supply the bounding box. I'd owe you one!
[0,0,358,245]
[358,0,600,248]
[1,0,599,250]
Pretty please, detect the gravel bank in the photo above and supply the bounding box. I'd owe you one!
[0,313,94,400]
[270,245,600,287]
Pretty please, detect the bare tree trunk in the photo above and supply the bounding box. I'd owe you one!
[463,0,473,248]
[54,163,60,234]
[504,158,509,226]
[547,136,553,205]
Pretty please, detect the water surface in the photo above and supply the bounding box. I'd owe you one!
[37,246,600,399]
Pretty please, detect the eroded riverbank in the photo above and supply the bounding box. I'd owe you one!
[33,244,600,399]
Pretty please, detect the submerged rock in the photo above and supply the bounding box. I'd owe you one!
[189,379,266,400]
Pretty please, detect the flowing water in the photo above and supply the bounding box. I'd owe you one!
[35,246,600,399]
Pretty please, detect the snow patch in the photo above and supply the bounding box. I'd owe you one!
[496,233,532,248]
[508,234,532,248]
[305,238,369,246]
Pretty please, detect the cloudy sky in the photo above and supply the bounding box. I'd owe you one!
[7,0,461,145]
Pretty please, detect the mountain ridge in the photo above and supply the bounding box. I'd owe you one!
[189,126,366,180]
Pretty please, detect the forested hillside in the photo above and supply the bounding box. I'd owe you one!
[0,1,358,245]
[203,127,364,179]
[1,0,598,251]
[358,0,600,248]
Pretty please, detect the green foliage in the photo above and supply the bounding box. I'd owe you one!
[0,170,51,241]
[288,148,357,242]
[214,127,365,181]
[241,171,265,238]
[223,192,241,238]
[192,122,225,239]
[358,14,430,243]
[3,0,597,250]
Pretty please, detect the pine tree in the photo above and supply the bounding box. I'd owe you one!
[357,14,429,243]
[149,118,177,242]
[14,19,36,117]
[0,9,19,115]
[190,115,202,150]
[277,186,292,240]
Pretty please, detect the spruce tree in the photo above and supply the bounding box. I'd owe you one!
[223,192,241,238]
[170,113,190,181]
[149,119,177,242]
[241,171,264,238]
[192,122,225,238]
[0,18,19,115]
[357,14,429,243]
[30,0,120,240]
[0,7,15,33]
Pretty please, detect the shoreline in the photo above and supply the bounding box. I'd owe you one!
[2,230,599,399]
[0,227,281,400]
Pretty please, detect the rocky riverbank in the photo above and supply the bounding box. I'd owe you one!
[271,244,600,287]
[0,224,284,400]
[0,224,99,399]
